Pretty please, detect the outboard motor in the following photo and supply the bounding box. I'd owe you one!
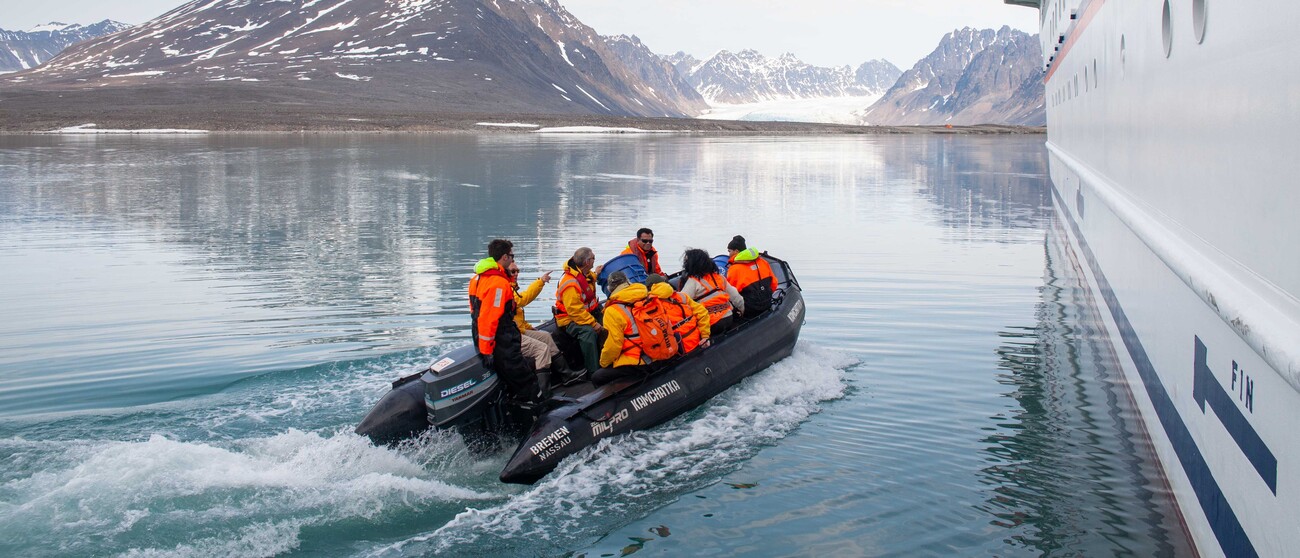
[356,345,506,446]
[355,369,434,445]
[423,349,502,429]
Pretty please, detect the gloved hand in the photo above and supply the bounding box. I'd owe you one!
[479,353,495,369]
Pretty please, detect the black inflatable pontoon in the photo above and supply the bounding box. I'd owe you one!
[355,254,805,484]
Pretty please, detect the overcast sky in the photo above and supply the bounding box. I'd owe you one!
[1,0,1039,69]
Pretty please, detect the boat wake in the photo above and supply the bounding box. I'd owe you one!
[368,341,854,557]
[0,348,497,558]
[0,342,851,557]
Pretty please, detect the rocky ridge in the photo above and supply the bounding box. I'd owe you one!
[1,0,702,118]
[858,26,1044,126]
[665,49,902,104]
[0,21,131,73]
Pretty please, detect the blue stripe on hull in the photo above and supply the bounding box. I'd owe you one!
[1051,185,1257,558]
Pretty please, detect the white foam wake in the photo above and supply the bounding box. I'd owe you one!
[369,342,853,556]
[0,429,492,557]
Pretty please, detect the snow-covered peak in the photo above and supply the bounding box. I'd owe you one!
[679,49,901,104]
[27,22,76,33]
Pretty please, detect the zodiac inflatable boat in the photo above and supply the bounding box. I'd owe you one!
[355,254,804,484]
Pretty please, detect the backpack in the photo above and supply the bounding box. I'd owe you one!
[620,297,680,362]
[740,279,773,317]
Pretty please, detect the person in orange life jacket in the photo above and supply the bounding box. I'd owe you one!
[506,262,565,375]
[645,274,711,353]
[591,271,654,386]
[469,239,544,400]
[619,227,663,276]
[679,248,744,335]
[554,247,604,375]
[726,235,777,320]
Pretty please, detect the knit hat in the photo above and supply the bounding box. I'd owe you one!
[608,271,629,292]
[727,235,747,251]
[644,274,668,287]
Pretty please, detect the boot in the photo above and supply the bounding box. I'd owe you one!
[550,353,570,375]
[535,371,552,401]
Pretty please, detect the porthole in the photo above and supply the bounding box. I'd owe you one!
[1161,0,1173,58]
[1093,60,1098,88]
[1084,67,1089,92]
[1193,0,1207,43]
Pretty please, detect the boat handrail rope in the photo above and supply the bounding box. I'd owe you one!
[1048,142,1300,393]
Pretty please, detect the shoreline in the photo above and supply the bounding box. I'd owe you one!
[0,119,1045,135]
[0,106,1043,135]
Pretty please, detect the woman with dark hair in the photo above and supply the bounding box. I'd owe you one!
[679,248,744,336]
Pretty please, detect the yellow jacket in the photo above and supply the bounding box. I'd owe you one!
[600,283,650,368]
[511,276,547,331]
[649,282,711,341]
[556,261,601,327]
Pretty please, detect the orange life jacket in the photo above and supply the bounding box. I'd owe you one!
[726,256,776,294]
[662,292,704,353]
[621,240,663,276]
[609,297,679,364]
[554,268,600,323]
[691,272,734,325]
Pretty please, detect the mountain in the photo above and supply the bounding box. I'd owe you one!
[0,21,131,73]
[1,0,701,118]
[601,35,707,114]
[858,26,1044,126]
[666,49,901,104]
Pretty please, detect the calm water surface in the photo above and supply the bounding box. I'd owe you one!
[0,134,1188,556]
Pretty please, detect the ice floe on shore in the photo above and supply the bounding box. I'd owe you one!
[533,126,675,134]
[39,123,209,134]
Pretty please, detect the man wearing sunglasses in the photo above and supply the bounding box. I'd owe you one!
[620,227,663,276]
[470,239,543,401]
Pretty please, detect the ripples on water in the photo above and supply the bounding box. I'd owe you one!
[0,134,1186,556]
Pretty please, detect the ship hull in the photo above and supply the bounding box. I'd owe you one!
[1036,0,1300,556]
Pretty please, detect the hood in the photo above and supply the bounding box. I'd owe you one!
[731,248,761,262]
[564,259,589,276]
[475,257,501,274]
[648,282,675,299]
[609,282,649,304]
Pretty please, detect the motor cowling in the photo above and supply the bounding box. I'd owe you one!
[423,348,503,429]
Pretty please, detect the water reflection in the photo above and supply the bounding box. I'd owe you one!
[0,134,1190,557]
[0,134,1052,416]
[979,218,1189,555]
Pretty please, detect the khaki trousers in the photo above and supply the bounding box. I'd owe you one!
[520,329,560,370]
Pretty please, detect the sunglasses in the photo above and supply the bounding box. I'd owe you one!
[639,238,654,245]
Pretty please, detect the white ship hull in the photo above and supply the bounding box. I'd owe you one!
[1024,0,1300,556]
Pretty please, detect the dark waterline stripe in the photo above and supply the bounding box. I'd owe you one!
[1050,186,1256,558]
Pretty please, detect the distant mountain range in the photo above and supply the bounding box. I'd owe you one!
[0,2,1042,127]
[2,0,704,118]
[0,21,130,73]
[663,50,901,104]
[858,26,1045,126]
